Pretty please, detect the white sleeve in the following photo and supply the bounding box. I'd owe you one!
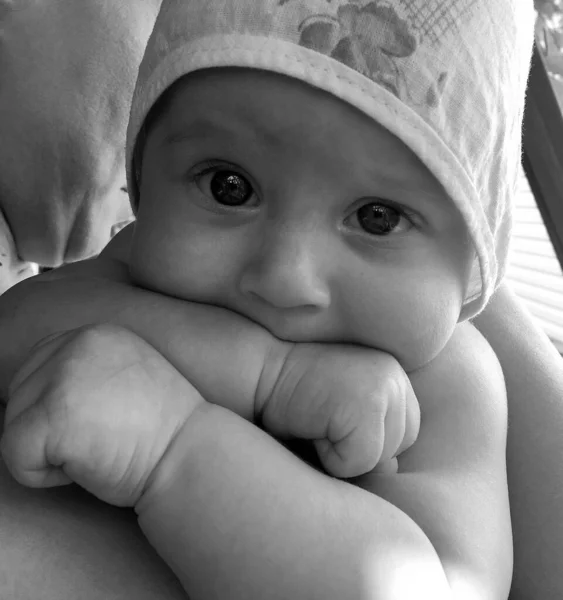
[0,210,37,296]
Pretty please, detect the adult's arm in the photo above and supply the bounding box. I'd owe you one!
[473,282,563,600]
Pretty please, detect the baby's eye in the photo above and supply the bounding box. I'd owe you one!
[210,171,253,206]
[353,202,413,236]
[194,166,255,207]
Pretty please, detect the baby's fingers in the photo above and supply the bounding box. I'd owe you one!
[2,330,80,488]
[321,364,420,477]
[313,417,382,479]
[261,343,420,479]
[1,394,71,488]
[382,369,420,460]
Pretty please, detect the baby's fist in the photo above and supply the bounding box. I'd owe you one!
[258,343,420,478]
[1,324,202,506]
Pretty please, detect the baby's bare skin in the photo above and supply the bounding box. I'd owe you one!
[0,317,510,600]
[2,323,419,486]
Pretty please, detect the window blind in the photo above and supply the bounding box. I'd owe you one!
[505,168,563,353]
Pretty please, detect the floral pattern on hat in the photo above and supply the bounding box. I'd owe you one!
[164,0,450,109]
[281,0,448,107]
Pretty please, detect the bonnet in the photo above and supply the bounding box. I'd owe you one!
[126,0,535,318]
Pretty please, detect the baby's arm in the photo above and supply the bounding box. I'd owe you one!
[0,248,269,420]
[0,227,418,476]
[2,321,511,599]
[147,322,511,599]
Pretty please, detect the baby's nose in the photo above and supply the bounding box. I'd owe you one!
[239,228,330,310]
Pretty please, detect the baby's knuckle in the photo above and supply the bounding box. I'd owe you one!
[385,373,407,405]
[378,354,404,379]
[42,379,76,413]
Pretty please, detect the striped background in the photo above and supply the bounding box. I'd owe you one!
[506,167,563,353]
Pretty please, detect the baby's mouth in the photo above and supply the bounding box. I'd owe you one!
[241,304,333,345]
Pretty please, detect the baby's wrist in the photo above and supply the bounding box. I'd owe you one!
[134,401,225,516]
[254,337,295,419]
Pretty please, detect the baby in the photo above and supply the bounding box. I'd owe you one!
[0,0,534,598]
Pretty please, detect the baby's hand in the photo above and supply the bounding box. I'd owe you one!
[0,324,204,506]
[257,344,420,478]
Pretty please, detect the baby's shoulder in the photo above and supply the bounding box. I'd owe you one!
[443,321,502,379]
[401,322,508,476]
[425,320,502,382]
[410,321,506,424]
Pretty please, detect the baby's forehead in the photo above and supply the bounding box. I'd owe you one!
[144,69,449,208]
[155,69,408,149]
[153,69,421,157]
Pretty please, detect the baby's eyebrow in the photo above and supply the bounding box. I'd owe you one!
[162,108,284,151]
[163,117,231,146]
[161,112,448,207]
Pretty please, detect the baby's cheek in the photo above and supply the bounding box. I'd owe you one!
[128,232,230,305]
[353,287,461,372]
[128,213,187,297]
[396,295,462,370]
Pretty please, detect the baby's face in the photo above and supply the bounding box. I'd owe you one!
[131,69,473,370]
